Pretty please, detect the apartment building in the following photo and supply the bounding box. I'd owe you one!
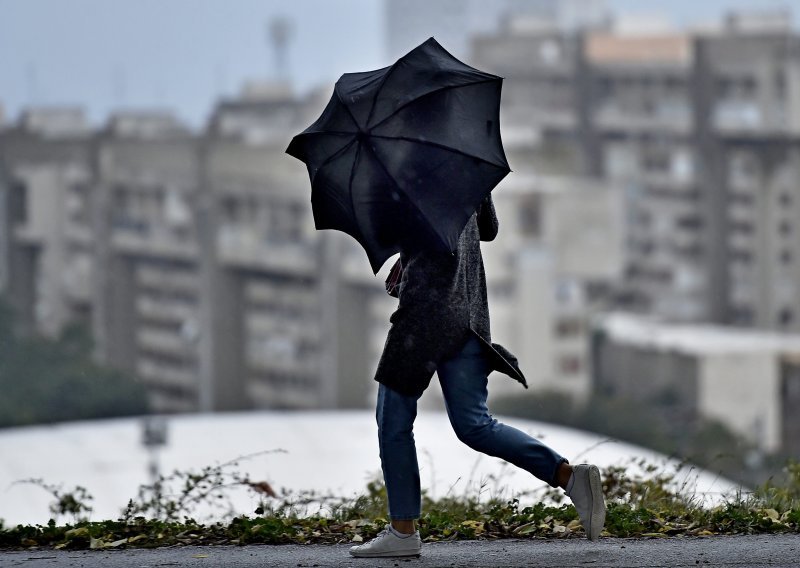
[0,87,380,414]
[92,110,201,413]
[472,13,800,332]
[483,171,623,402]
[385,0,607,61]
[0,108,94,338]
[593,311,800,455]
[203,86,378,411]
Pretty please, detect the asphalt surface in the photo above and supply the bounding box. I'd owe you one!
[1,535,798,567]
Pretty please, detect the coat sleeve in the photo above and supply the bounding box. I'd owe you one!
[389,249,456,326]
[477,195,499,242]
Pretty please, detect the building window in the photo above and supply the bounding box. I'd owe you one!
[558,355,582,375]
[675,215,704,230]
[640,240,655,254]
[780,309,794,326]
[731,249,753,264]
[732,305,754,325]
[10,181,28,224]
[518,195,541,237]
[730,192,754,206]
[555,318,583,337]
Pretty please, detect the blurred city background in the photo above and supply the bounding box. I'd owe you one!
[2,0,800,519]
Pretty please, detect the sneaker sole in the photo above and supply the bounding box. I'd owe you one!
[349,550,421,558]
[587,465,606,541]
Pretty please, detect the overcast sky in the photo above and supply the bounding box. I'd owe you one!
[0,0,794,128]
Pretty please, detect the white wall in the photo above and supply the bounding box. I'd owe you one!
[699,352,782,452]
[15,166,68,336]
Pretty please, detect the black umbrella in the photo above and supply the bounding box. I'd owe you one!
[286,37,510,273]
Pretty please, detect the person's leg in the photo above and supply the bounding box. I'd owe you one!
[438,336,567,487]
[350,384,422,558]
[376,383,421,527]
[438,335,605,540]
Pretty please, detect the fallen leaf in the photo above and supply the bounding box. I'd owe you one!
[191,554,209,559]
[64,527,89,539]
[460,520,485,535]
[761,509,780,521]
[89,537,105,549]
[512,522,538,535]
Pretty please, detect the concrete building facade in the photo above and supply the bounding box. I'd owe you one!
[593,312,800,454]
[10,12,800,419]
[483,172,624,402]
[385,0,608,61]
[0,89,383,414]
[0,108,94,338]
[471,15,800,332]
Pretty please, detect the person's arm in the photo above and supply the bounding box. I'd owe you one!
[477,195,499,242]
[389,248,456,324]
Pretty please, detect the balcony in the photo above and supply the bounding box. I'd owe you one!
[64,223,93,247]
[137,358,197,390]
[594,103,692,135]
[217,228,317,276]
[12,225,45,245]
[137,328,192,356]
[248,354,319,378]
[246,380,319,409]
[112,225,198,260]
[137,265,199,292]
[136,296,196,323]
[245,316,321,344]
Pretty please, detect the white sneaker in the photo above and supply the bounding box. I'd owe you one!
[567,464,606,541]
[349,525,422,558]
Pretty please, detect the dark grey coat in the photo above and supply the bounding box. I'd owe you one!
[374,196,527,397]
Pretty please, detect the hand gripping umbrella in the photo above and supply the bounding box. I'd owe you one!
[286,37,510,274]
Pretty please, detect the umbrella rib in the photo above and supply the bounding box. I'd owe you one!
[368,134,508,170]
[367,78,500,131]
[346,140,365,243]
[336,89,369,132]
[315,137,358,174]
[364,59,402,129]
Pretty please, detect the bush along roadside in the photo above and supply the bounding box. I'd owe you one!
[1,459,799,550]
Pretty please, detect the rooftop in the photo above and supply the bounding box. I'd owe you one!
[597,312,800,355]
[586,33,692,65]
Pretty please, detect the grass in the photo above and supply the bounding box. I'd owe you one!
[1,458,799,550]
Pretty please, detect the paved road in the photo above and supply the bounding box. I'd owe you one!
[1,535,798,567]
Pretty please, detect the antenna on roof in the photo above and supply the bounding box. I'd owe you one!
[267,16,293,81]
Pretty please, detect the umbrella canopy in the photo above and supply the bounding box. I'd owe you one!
[286,37,510,273]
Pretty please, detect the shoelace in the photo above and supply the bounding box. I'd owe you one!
[357,528,390,547]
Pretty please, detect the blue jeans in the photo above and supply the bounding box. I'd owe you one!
[376,335,567,520]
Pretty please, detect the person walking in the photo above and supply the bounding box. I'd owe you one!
[349,196,606,558]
